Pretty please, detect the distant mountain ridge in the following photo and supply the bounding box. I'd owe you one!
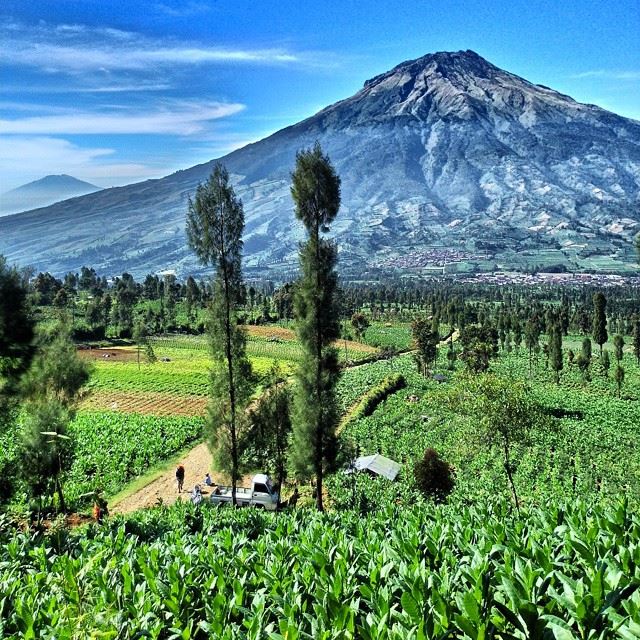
[1,50,639,277]
[1,175,101,216]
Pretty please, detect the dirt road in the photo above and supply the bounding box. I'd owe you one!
[111,443,213,514]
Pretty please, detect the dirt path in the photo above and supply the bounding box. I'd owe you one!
[111,443,214,514]
[109,349,411,516]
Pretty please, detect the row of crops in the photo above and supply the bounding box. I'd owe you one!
[66,412,204,501]
[338,345,640,506]
[0,411,204,507]
[1,498,638,638]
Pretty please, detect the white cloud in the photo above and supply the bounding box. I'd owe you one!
[0,20,312,76]
[155,2,212,17]
[571,70,640,80]
[0,136,168,191]
[0,100,245,135]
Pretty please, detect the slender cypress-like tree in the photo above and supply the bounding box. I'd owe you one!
[549,322,563,384]
[289,143,341,511]
[524,317,540,375]
[613,334,624,364]
[592,292,608,357]
[615,365,625,397]
[186,164,252,505]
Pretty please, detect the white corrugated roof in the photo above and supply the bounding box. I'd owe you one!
[354,454,401,481]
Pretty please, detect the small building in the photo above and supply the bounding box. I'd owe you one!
[352,454,401,481]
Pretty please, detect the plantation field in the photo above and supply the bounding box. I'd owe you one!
[0,411,204,507]
[335,354,421,413]
[362,322,413,350]
[81,330,377,421]
[81,390,208,416]
[4,316,640,637]
[336,337,640,508]
[2,499,638,638]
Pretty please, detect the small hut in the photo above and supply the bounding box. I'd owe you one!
[352,454,401,481]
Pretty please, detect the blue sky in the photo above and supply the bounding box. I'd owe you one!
[1,0,639,191]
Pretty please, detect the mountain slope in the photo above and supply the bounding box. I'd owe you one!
[1,175,102,216]
[1,50,639,277]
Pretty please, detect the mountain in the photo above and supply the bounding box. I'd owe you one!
[1,50,639,277]
[0,175,102,217]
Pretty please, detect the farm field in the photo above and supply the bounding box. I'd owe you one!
[2,498,639,638]
[84,329,377,401]
[335,336,640,508]
[361,321,413,350]
[3,316,640,638]
[0,328,380,511]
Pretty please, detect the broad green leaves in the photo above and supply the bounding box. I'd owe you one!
[1,499,639,638]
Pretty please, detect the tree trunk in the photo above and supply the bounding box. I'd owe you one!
[503,439,519,514]
[220,207,238,508]
[314,227,324,512]
[55,475,66,513]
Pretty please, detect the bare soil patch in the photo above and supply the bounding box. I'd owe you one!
[111,442,253,515]
[244,325,297,340]
[81,391,208,416]
[78,347,139,362]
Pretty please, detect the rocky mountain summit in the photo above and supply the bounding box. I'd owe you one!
[1,50,639,277]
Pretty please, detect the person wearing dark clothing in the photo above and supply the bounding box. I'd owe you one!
[176,464,185,493]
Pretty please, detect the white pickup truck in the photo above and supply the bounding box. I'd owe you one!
[209,474,279,511]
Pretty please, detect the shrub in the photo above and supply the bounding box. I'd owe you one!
[352,374,406,421]
[414,448,455,502]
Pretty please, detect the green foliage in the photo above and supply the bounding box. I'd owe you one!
[411,316,439,375]
[335,355,418,413]
[18,321,91,511]
[601,349,611,377]
[290,141,341,233]
[615,365,625,397]
[67,412,203,502]
[579,337,593,382]
[186,164,244,291]
[460,324,499,373]
[186,163,252,500]
[339,342,640,505]
[290,144,342,510]
[363,322,413,350]
[592,292,608,356]
[244,364,292,494]
[1,499,639,637]
[452,375,548,511]
[549,322,563,384]
[348,374,406,422]
[613,334,624,363]
[350,312,370,341]
[207,285,253,484]
[0,255,34,432]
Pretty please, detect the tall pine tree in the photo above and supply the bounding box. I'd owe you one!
[289,143,341,511]
[186,164,252,505]
[549,321,563,384]
[592,292,608,357]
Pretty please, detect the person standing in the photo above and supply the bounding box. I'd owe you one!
[176,464,185,493]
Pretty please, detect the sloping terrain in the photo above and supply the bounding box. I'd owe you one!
[1,50,639,276]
